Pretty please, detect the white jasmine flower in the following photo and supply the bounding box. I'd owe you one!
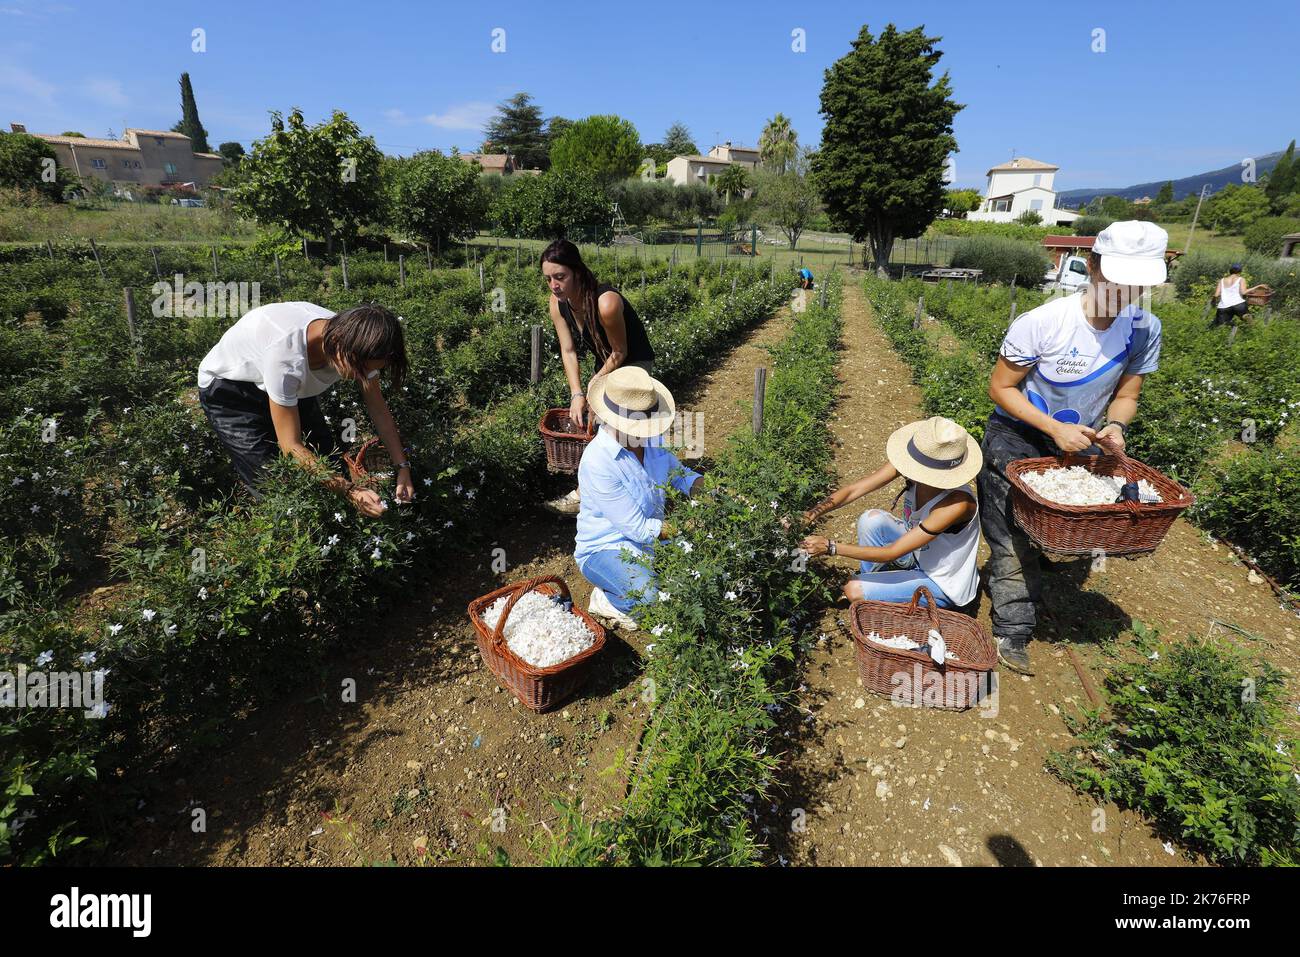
[198,587,208,600]
[80,650,99,664]
[680,541,693,554]
[334,512,345,522]
[371,547,382,560]
[658,591,671,602]
[88,701,111,719]
[35,650,53,667]
[650,624,669,637]
[423,477,432,486]
[163,622,178,638]
[29,504,39,514]
[1148,651,1159,660]
[320,545,332,556]
[327,534,340,546]
[725,590,738,601]
[1162,841,1175,856]
[689,570,701,579]
[141,609,156,622]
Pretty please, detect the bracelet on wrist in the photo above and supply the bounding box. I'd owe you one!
[395,461,411,472]
[828,540,837,556]
[1103,420,1128,434]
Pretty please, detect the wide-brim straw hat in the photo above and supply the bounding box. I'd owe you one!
[587,365,677,439]
[885,416,983,488]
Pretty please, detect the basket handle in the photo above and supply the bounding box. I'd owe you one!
[490,575,571,647]
[906,586,941,635]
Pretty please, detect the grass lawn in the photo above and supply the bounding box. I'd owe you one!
[1156,220,1247,258]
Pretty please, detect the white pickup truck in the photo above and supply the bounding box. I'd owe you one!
[1044,254,1090,291]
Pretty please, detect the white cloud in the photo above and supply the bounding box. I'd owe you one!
[0,63,55,104]
[85,76,128,108]
[422,101,495,132]
[383,108,412,125]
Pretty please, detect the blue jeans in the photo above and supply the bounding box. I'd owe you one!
[578,546,656,614]
[854,508,951,607]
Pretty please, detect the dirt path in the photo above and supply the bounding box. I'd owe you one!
[770,278,1299,868]
[109,301,795,867]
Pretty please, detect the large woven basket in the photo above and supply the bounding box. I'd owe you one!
[1007,451,1193,557]
[343,437,392,486]
[849,587,997,711]
[1245,284,1273,307]
[466,575,605,712]
[539,408,595,474]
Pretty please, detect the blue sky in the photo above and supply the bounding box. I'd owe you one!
[2,0,1295,190]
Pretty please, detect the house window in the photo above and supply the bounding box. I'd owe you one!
[133,161,141,169]
[1030,199,1044,210]
[994,198,1011,213]
[164,162,177,174]
[1033,174,1042,187]
[123,159,132,168]
[91,158,107,169]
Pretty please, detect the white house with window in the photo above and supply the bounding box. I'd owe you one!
[966,157,1080,225]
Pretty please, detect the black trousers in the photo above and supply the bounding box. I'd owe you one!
[1213,301,1248,326]
[198,377,344,494]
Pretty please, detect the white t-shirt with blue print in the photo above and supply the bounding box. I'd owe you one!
[996,291,1162,431]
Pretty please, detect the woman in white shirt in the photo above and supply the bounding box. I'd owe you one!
[1212,263,1248,327]
[197,302,412,516]
[800,417,982,610]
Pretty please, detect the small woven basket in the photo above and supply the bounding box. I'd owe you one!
[1245,284,1273,307]
[539,408,595,474]
[849,587,997,711]
[1006,451,1194,557]
[466,575,606,712]
[343,437,393,486]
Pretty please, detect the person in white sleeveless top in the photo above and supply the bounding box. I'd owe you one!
[800,417,982,609]
[1212,263,1248,327]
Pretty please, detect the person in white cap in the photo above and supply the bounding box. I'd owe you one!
[979,220,1167,674]
[800,417,982,609]
[574,366,703,631]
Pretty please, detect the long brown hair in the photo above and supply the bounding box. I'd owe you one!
[540,239,605,362]
[322,303,409,387]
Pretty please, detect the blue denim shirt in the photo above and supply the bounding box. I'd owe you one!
[574,426,701,567]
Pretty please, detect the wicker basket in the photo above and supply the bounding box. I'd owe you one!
[1007,451,1194,557]
[466,575,606,712]
[849,587,997,711]
[539,408,595,474]
[1245,284,1273,307]
[343,437,393,486]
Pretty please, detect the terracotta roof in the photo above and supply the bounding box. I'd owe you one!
[126,129,191,139]
[195,152,223,160]
[1041,235,1094,248]
[675,155,732,164]
[37,134,140,150]
[987,157,1059,174]
[461,152,511,170]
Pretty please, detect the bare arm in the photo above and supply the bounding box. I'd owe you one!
[591,291,630,380]
[822,494,975,564]
[550,296,590,429]
[360,376,414,502]
[1095,372,1144,454]
[803,462,900,525]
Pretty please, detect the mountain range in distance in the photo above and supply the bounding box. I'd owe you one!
[1057,150,1285,207]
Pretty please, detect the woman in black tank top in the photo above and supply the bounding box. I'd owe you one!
[541,239,655,432]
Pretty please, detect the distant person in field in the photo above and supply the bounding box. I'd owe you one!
[574,366,703,632]
[979,221,1167,675]
[800,417,981,610]
[799,267,815,289]
[1212,263,1249,327]
[541,238,656,517]
[197,302,413,517]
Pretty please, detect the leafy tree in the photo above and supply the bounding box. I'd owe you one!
[1155,180,1174,205]
[812,24,961,275]
[234,108,384,254]
[170,72,211,153]
[1203,182,1271,234]
[713,164,749,204]
[483,93,549,170]
[944,188,982,215]
[1265,140,1296,214]
[0,131,76,202]
[491,168,611,239]
[662,122,698,158]
[1015,209,1043,226]
[549,115,642,185]
[752,150,819,248]
[59,131,86,138]
[758,113,798,174]
[385,150,488,245]
[545,115,574,151]
[217,142,245,166]
[1099,194,1133,218]
[1243,216,1300,257]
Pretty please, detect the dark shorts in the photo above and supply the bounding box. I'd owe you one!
[197,376,344,494]
[1214,301,1248,325]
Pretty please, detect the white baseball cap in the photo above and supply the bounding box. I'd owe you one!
[1092,221,1168,286]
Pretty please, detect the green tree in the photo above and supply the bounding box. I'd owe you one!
[662,122,698,158]
[483,93,549,170]
[944,188,982,215]
[1265,140,1296,214]
[234,108,383,254]
[217,141,245,166]
[1099,194,1133,219]
[1243,216,1300,257]
[0,131,76,202]
[1155,180,1174,205]
[758,113,798,174]
[545,115,574,152]
[812,24,962,275]
[549,114,642,185]
[1015,209,1043,226]
[385,150,488,245]
[713,164,749,204]
[170,72,211,153]
[752,150,820,248]
[59,131,85,138]
[1203,182,1271,234]
[491,168,611,239]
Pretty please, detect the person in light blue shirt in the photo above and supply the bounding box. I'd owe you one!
[574,366,703,630]
[799,267,815,289]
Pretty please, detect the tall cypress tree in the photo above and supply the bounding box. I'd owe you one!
[171,73,211,153]
[1265,140,1296,213]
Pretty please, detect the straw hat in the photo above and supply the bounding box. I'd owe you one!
[885,416,983,488]
[587,365,677,439]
